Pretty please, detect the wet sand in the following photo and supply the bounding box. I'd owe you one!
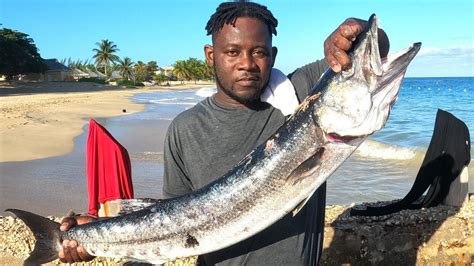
[0,118,170,216]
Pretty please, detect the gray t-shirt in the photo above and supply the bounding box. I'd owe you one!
[163,60,328,265]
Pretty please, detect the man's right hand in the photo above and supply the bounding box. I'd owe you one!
[59,215,96,263]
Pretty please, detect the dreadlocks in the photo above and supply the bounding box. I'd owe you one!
[205,1,278,37]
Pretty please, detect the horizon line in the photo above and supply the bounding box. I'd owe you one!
[404,75,474,78]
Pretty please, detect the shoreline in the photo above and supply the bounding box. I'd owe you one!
[0,81,215,162]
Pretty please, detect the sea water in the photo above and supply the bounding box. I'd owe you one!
[328,77,474,204]
[132,77,474,205]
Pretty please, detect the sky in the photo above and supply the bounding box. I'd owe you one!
[1,0,473,77]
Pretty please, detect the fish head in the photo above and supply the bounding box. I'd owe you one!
[314,14,421,141]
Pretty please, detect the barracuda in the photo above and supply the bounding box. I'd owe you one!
[7,14,420,265]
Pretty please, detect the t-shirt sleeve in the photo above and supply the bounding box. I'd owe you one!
[288,59,329,102]
[162,120,193,199]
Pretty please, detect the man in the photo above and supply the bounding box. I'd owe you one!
[59,1,389,265]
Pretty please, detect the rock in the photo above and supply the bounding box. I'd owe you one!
[321,197,474,265]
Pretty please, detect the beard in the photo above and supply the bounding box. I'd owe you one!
[213,67,265,105]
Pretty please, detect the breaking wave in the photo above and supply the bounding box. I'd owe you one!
[146,97,197,106]
[355,139,420,160]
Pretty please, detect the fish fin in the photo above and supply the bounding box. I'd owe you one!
[287,147,324,185]
[287,148,324,216]
[117,198,162,215]
[5,209,61,265]
[292,188,317,217]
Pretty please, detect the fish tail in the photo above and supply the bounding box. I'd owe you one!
[6,209,61,265]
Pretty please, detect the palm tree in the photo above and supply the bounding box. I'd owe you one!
[172,60,190,82]
[154,73,167,85]
[202,62,214,80]
[133,61,148,82]
[92,39,119,76]
[183,58,199,84]
[118,57,134,81]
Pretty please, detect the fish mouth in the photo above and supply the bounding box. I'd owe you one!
[361,14,421,96]
[325,132,361,143]
[329,42,421,138]
[353,14,421,94]
[362,42,421,134]
[318,14,421,139]
[377,42,421,92]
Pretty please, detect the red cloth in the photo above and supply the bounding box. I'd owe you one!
[86,119,134,216]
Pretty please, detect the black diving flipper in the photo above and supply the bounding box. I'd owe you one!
[350,109,471,216]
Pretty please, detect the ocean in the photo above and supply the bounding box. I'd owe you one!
[131,77,474,205]
[1,77,472,216]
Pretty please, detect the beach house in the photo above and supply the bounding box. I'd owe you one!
[162,66,174,77]
[42,59,72,81]
[107,70,122,85]
[22,59,72,81]
[71,68,89,80]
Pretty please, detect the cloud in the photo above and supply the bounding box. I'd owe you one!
[408,43,474,77]
[417,43,474,58]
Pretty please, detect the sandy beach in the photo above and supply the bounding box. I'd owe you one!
[0,81,215,162]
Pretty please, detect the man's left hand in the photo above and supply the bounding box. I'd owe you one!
[324,18,364,73]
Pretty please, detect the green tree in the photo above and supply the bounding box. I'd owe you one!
[146,61,158,76]
[154,73,167,85]
[117,57,134,81]
[0,28,48,80]
[61,58,96,72]
[201,61,214,80]
[109,63,120,73]
[185,57,203,83]
[172,60,190,81]
[133,60,149,82]
[92,39,119,76]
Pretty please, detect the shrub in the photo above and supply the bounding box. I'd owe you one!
[78,77,106,84]
[117,80,144,87]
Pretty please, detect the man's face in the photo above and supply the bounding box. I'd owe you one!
[205,17,277,107]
